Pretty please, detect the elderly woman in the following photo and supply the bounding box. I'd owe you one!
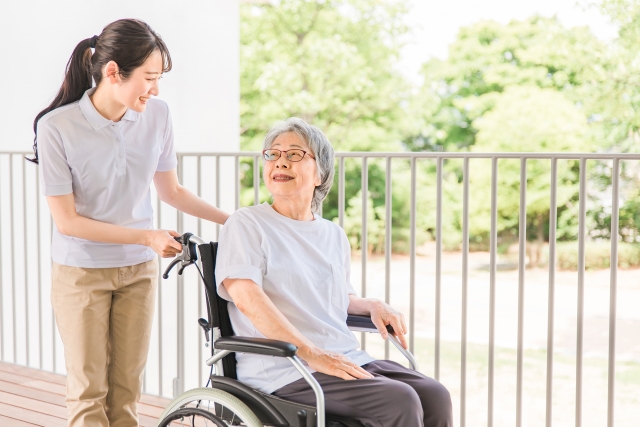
[216,118,452,427]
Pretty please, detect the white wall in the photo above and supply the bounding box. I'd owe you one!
[0,0,239,396]
[0,0,240,153]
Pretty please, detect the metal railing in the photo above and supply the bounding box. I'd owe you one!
[0,150,638,427]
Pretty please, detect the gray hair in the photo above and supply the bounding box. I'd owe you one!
[263,117,335,213]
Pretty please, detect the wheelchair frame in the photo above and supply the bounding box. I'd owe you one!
[160,233,419,427]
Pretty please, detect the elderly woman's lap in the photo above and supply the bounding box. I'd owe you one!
[272,360,452,427]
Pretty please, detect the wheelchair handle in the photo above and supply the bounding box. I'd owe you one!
[162,233,206,279]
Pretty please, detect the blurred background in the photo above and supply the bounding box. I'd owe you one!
[239,0,639,257]
[237,2,640,426]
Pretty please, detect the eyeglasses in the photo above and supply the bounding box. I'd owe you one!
[262,149,315,162]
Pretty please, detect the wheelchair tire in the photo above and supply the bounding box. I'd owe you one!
[157,387,263,427]
[158,407,227,427]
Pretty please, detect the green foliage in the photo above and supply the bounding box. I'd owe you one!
[555,241,640,270]
[469,87,586,242]
[589,0,640,150]
[240,0,412,152]
[407,16,607,152]
[239,1,640,263]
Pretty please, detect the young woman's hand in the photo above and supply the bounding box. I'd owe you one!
[145,229,183,258]
[299,347,374,381]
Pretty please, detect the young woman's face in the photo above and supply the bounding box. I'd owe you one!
[115,49,163,113]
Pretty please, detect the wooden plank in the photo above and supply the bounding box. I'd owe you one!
[0,362,172,425]
[0,414,39,426]
[137,402,165,418]
[0,371,66,395]
[0,363,65,385]
[0,390,67,418]
[140,392,172,408]
[0,362,170,405]
[0,401,66,427]
[0,379,66,406]
[0,379,164,418]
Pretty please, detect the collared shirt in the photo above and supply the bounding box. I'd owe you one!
[215,203,375,394]
[38,88,177,268]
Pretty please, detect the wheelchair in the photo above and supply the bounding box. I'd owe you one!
[157,233,419,427]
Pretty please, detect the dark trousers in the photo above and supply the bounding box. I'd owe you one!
[273,360,453,427]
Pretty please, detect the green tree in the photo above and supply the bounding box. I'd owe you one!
[594,0,640,150]
[407,16,607,152]
[240,0,412,152]
[469,86,587,264]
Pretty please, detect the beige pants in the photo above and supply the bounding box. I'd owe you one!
[51,258,158,427]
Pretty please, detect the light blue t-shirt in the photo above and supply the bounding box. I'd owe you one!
[37,88,177,268]
[216,203,375,394]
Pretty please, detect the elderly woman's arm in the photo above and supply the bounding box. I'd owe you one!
[222,278,374,381]
[348,295,409,349]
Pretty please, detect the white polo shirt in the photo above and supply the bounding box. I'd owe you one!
[215,203,375,394]
[38,88,177,268]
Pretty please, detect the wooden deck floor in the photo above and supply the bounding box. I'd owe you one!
[0,361,171,426]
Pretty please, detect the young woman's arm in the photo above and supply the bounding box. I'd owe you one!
[47,193,182,257]
[153,169,229,225]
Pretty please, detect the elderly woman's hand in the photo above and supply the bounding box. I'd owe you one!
[369,300,409,349]
[299,347,374,381]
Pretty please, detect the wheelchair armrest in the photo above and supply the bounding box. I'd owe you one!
[347,314,394,334]
[214,336,297,358]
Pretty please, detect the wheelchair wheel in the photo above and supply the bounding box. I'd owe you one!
[158,407,227,426]
[157,387,263,427]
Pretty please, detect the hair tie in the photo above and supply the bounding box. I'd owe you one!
[89,35,99,49]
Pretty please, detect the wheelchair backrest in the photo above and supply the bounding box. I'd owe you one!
[197,242,238,379]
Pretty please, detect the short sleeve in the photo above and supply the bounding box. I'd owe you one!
[215,212,267,301]
[342,231,358,295]
[38,121,73,196]
[156,107,178,172]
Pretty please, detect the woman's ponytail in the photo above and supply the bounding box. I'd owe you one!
[28,37,94,164]
[29,19,172,165]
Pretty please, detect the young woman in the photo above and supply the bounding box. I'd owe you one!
[32,19,229,426]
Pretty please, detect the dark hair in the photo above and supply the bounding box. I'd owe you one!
[28,19,172,164]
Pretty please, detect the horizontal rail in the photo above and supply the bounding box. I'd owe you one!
[6,150,640,160]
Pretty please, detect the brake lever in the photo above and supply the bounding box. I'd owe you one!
[161,233,197,279]
[162,257,182,279]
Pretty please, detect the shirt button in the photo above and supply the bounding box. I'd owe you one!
[119,153,123,157]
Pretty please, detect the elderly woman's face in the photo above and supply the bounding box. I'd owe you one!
[263,132,321,206]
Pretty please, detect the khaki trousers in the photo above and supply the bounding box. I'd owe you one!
[51,258,158,427]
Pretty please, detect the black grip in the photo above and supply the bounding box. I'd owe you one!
[346,314,394,333]
[215,336,297,358]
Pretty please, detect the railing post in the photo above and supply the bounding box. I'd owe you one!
[36,165,43,370]
[23,157,30,366]
[10,155,17,364]
[488,157,498,427]
[338,156,345,228]
[435,157,442,380]
[546,158,558,427]
[576,158,587,427]
[384,156,392,359]
[409,157,417,355]
[360,156,368,349]
[461,158,470,427]
[516,158,527,427]
[607,158,620,427]
[175,155,185,397]
[156,186,164,397]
